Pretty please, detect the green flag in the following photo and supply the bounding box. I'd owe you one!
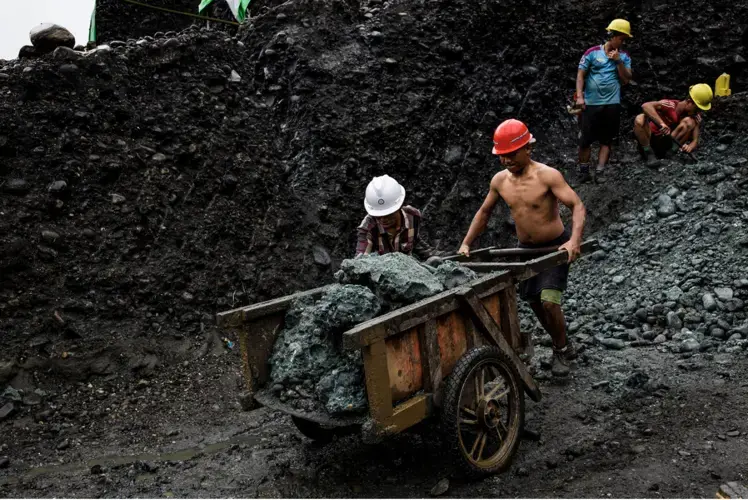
[88,0,97,43]
[199,0,252,22]
[198,0,215,13]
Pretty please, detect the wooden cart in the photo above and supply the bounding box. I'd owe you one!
[216,240,597,476]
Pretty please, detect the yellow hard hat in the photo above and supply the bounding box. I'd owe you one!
[606,19,632,37]
[689,83,713,111]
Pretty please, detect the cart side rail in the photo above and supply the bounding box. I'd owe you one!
[342,270,515,349]
[216,285,331,328]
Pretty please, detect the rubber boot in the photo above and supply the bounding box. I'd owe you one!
[551,341,577,378]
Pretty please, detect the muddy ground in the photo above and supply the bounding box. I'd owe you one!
[2,0,748,496]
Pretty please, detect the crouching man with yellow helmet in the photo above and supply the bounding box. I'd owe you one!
[354,175,448,264]
[633,83,713,165]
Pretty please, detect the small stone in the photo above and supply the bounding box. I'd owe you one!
[41,230,61,244]
[57,438,70,450]
[666,286,684,301]
[726,430,741,437]
[430,478,449,497]
[5,178,30,195]
[0,402,14,421]
[384,58,397,65]
[657,194,676,217]
[312,245,332,267]
[152,153,167,162]
[710,328,726,339]
[182,292,194,303]
[702,293,717,312]
[83,228,96,239]
[591,250,606,261]
[443,146,464,165]
[0,457,8,469]
[91,464,104,474]
[680,339,700,352]
[612,275,626,285]
[48,180,68,194]
[592,380,609,389]
[111,194,126,204]
[52,46,81,60]
[163,38,180,49]
[631,444,646,454]
[714,288,734,301]
[666,311,683,330]
[599,338,625,350]
[653,334,667,344]
[229,70,242,82]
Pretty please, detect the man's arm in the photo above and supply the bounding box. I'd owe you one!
[575,69,586,107]
[611,51,632,84]
[615,60,632,84]
[354,219,375,257]
[641,100,669,134]
[459,176,502,256]
[542,168,586,262]
[412,234,448,261]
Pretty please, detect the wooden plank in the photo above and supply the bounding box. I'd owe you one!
[216,285,330,326]
[498,287,522,351]
[419,320,442,395]
[377,394,432,435]
[455,288,542,402]
[343,272,514,349]
[362,336,393,421]
[237,327,254,394]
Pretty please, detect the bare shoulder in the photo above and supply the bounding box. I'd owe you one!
[490,170,508,189]
[533,162,566,185]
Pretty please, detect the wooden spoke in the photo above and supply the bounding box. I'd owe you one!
[475,432,488,461]
[487,381,509,400]
[460,418,479,426]
[479,368,485,398]
[469,430,485,458]
[499,420,509,436]
[461,406,477,417]
[494,425,504,445]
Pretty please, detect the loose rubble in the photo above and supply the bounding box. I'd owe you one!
[270,254,477,414]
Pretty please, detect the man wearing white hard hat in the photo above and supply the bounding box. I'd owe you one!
[355,175,446,261]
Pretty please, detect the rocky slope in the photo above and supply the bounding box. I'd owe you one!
[1,0,748,493]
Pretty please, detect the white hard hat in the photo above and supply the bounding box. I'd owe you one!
[364,175,406,217]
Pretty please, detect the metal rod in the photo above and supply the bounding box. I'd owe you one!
[487,246,560,257]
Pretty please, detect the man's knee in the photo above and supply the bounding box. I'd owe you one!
[634,113,647,128]
[681,117,696,130]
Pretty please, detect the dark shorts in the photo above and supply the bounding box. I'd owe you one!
[650,133,673,159]
[517,228,571,303]
[579,104,621,148]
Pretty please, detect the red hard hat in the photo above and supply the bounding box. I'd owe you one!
[492,119,536,155]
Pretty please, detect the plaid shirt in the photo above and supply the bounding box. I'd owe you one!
[355,206,444,260]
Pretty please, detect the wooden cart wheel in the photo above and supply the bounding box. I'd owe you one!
[291,416,337,443]
[442,346,524,478]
